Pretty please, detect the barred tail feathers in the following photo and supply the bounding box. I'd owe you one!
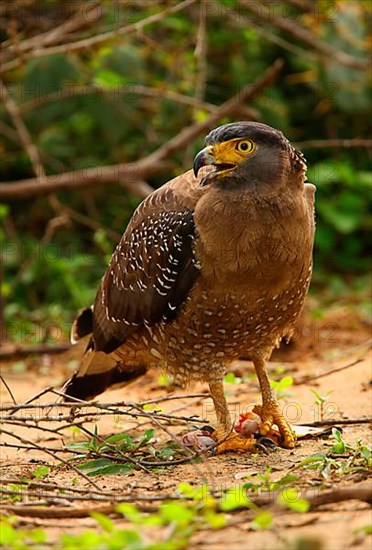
[63,340,147,401]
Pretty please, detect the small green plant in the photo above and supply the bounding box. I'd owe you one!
[296,429,371,480]
[224,372,242,385]
[270,376,293,399]
[277,487,310,513]
[32,465,50,479]
[0,516,47,549]
[310,389,333,421]
[67,426,154,475]
[66,426,188,476]
[2,466,50,504]
[243,468,298,493]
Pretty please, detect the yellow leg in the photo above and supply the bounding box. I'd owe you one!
[208,379,256,453]
[253,358,295,449]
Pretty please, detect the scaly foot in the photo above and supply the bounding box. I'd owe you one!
[213,430,257,454]
[253,401,296,449]
[211,425,276,454]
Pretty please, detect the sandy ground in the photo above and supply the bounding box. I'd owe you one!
[0,308,371,549]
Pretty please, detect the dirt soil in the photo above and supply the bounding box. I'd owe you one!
[1,308,371,550]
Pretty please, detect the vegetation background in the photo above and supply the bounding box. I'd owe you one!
[1,0,371,346]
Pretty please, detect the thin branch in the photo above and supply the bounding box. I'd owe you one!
[141,393,209,405]
[1,395,208,425]
[0,59,284,200]
[297,418,372,427]
[0,79,45,179]
[0,487,177,504]
[7,386,55,417]
[0,0,198,73]
[294,357,365,385]
[0,161,159,200]
[0,503,154,518]
[3,1,101,55]
[253,482,372,510]
[0,428,100,490]
[143,58,285,167]
[239,0,367,70]
[0,77,63,216]
[2,482,370,518]
[229,10,314,62]
[0,374,17,405]
[193,0,208,114]
[19,84,231,117]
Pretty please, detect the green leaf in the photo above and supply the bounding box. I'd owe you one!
[116,503,142,522]
[224,372,237,384]
[252,510,273,530]
[274,473,299,489]
[90,511,114,532]
[220,486,251,511]
[298,454,326,469]
[271,375,293,391]
[278,488,310,513]
[94,69,126,88]
[360,446,371,461]
[33,465,50,479]
[103,433,133,448]
[0,521,18,546]
[159,503,195,527]
[142,428,155,443]
[0,204,9,219]
[330,428,345,454]
[78,458,133,476]
[177,483,209,501]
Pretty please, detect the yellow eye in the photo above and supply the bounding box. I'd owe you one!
[236,140,253,153]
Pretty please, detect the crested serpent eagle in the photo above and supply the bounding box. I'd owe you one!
[63,121,315,452]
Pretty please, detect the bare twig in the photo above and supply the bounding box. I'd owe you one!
[295,418,372,427]
[0,160,158,200]
[3,1,101,55]
[0,374,17,405]
[7,386,54,417]
[0,0,198,73]
[0,428,100,490]
[141,393,209,406]
[239,0,367,70]
[294,358,365,385]
[0,503,153,518]
[2,482,370,518]
[0,77,63,219]
[253,482,372,509]
[194,0,208,115]
[19,84,235,117]
[228,10,314,61]
[0,79,45,179]
[142,59,285,167]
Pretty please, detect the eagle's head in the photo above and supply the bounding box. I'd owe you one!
[193,121,306,190]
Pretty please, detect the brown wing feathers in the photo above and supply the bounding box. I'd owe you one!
[63,182,199,400]
[93,204,198,353]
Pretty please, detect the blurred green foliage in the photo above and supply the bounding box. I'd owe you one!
[0,0,371,340]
